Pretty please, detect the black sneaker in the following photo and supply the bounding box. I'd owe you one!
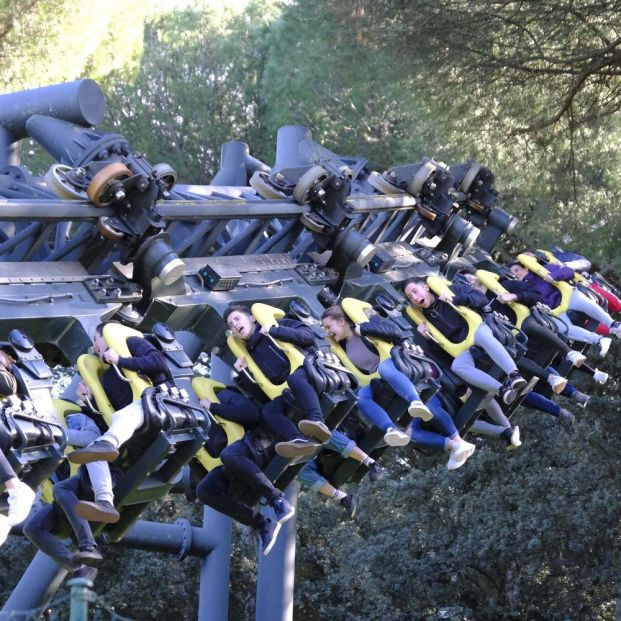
[257,517,281,556]
[500,386,518,405]
[508,372,527,391]
[274,438,321,459]
[298,419,332,443]
[72,545,103,566]
[272,495,295,524]
[340,493,359,519]
[367,462,384,482]
[500,427,513,446]
[68,440,119,464]
[74,500,120,524]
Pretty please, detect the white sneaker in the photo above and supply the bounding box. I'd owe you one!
[7,482,35,526]
[509,426,522,450]
[384,427,410,447]
[547,374,568,394]
[0,514,10,546]
[407,399,433,421]
[598,337,612,357]
[446,440,476,470]
[593,369,609,384]
[566,350,586,367]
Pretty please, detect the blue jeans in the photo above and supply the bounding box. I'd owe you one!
[356,359,421,432]
[377,359,421,402]
[409,395,458,450]
[522,391,560,416]
[297,430,356,490]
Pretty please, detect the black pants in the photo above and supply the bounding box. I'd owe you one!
[196,434,280,528]
[261,396,306,441]
[212,388,261,426]
[0,451,16,483]
[523,316,570,355]
[23,472,95,570]
[517,356,553,382]
[197,466,258,528]
[522,315,597,377]
[287,367,323,421]
[220,438,279,504]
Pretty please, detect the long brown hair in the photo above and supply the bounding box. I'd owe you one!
[0,350,15,371]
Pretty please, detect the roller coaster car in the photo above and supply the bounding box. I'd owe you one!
[143,323,245,477]
[76,323,209,542]
[0,330,67,507]
[535,249,606,307]
[405,275,482,358]
[401,278,530,428]
[517,253,575,317]
[476,269,569,374]
[324,296,442,485]
[226,302,357,500]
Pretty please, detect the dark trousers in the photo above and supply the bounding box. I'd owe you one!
[261,396,305,441]
[523,315,597,377]
[517,356,552,382]
[220,438,279,503]
[213,389,261,426]
[23,474,95,570]
[0,450,16,483]
[196,467,261,529]
[287,368,323,421]
[523,316,570,355]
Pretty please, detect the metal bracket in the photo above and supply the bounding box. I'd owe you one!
[84,275,142,303]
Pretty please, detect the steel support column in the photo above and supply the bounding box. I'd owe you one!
[255,481,298,621]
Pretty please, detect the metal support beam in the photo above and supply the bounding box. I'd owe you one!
[255,481,298,621]
[1,551,69,616]
[198,507,233,621]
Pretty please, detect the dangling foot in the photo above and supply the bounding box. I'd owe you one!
[7,481,35,526]
[68,440,119,464]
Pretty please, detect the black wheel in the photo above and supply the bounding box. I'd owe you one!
[249,171,287,199]
[96,216,125,241]
[44,164,88,200]
[293,165,329,205]
[300,212,328,233]
[153,163,178,191]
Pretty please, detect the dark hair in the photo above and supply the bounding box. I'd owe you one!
[455,265,477,276]
[321,305,347,322]
[223,304,253,323]
[507,260,521,269]
[402,277,427,291]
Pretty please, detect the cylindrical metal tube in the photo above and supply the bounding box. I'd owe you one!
[0,79,105,139]
[273,125,313,171]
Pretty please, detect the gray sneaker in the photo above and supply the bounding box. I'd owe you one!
[559,408,576,427]
[570,390,590,408]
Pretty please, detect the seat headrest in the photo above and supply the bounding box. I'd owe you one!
[152,322,176,343]
[9,329,34,352]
